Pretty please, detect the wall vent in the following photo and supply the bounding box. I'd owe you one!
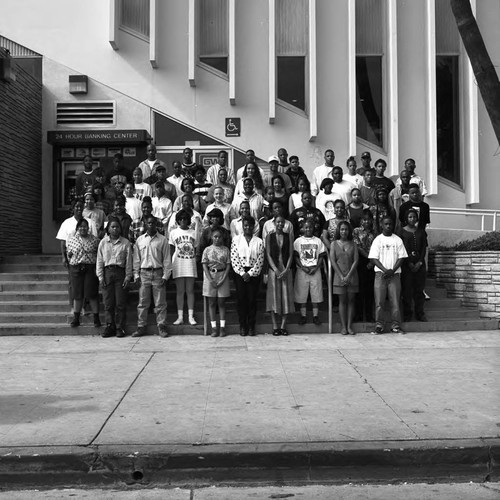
[56,101,116,127]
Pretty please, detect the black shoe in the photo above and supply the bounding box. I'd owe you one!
[371,325,384,335]
[313,316,321,325]
[158,324,169,338]
[298,316,307,325]
[248,328,256,336]
[416,314,428,322]
[272,329,280,336]
[281,328,289,336]
[93,314,102,328]
[115,327,126,338]
[132,327,146,338]
[70,312,80,328]
[101,324,116,338]
[240,327,247,337]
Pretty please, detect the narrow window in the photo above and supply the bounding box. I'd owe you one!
[356,0,383,148]
[120,0,150,40]
[436,0,460,185]
[276,0,308,112]
[199,0,228,75]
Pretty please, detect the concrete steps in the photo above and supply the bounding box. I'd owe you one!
[0,254,497,336]
[0,272,67,281]
[0,281,68,292]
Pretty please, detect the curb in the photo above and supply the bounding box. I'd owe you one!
[1,439,498,488]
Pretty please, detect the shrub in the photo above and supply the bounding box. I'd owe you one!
[433,231,500,252]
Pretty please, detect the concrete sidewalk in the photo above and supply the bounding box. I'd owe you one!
[1,330,499,486]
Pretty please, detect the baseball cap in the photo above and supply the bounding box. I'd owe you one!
[268,155,279,163]
[361,151,371,159]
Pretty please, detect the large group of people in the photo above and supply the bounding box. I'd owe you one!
[56,145,430,338]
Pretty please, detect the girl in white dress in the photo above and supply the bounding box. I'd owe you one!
[169,209,199,325]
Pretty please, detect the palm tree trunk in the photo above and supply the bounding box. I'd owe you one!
[450,0,500,146]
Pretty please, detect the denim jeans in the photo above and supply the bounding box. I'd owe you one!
[374,272,401,329]
[137,269,167,327]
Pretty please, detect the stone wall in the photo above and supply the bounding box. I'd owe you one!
[0,59,42,255]
[430,251,500,319]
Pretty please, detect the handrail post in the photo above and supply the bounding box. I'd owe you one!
[328,258,332,334]
[203,296,208,336]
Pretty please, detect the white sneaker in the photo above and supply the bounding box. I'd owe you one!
[173,317,183,325]
[188,317,197,325]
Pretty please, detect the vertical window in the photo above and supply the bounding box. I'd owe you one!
[436,0,460,185]
[120,0,150,40]
[276,0,308,112]
[356,0,383,148]
[199,0,228,75]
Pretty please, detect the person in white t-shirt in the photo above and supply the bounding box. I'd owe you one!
[368,216,408,335]
[132,167,153,201]
[311,149,336,196]
[167,161,185,197]
[124,182,142,221]
[343,157,363,188]
[293,221,327,326]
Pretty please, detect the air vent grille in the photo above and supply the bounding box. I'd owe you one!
[56,101,116,127]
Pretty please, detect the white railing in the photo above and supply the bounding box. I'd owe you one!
[430,207,500,232]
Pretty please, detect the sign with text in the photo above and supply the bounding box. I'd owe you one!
[47,129,150,145]
[225,118,240,137]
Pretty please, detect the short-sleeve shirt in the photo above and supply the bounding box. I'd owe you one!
[290,207,325,239]
[293,236,326,267]
[201,245,230,269]
[368,233,408,274]
[168,227,198,278]
[66,234,100,265]
[56,216,98,242]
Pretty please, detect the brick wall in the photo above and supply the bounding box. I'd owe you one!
[430,251,500,319]
[0,61,42,255]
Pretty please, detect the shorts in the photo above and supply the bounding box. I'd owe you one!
[69,264,99,300]
[294,268,323,304]
[202,269,230,298]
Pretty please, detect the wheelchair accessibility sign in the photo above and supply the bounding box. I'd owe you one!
[225,118,241,137]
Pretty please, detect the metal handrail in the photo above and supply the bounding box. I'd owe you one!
[429,207,500,232]
[327,257,332,334]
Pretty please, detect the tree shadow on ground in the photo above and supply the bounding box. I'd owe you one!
[0,393,100,425]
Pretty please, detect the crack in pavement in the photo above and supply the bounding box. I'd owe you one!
[198,351,217,444]
[87,352,156,446]
[278,351,312,442]
[338,349,420,439]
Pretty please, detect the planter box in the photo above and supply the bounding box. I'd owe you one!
[429,251,500,319]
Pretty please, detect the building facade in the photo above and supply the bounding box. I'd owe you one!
[0,0,499,253]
